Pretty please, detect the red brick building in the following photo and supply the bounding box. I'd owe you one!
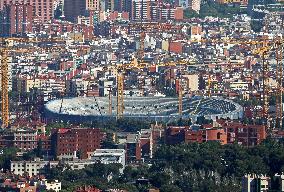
[169,41,183,54]
[0,127,51,154]
[0,3,33,36]
[184,128,203,143]
[0,0,54,23]
[165,122,266,146]
[0,133,14,148]
[13,128,38,152]
[125,129,154,162]
[174,7,183,20]
[37,134,51,153]
[125,134,142,162]
[157,5,183,20]
[165,126,186,145]
[52,128,104,159]
[223,122,266,146]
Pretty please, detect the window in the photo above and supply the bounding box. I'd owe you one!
[217,132,221,140]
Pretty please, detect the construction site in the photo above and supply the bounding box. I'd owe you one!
[44,96,243,123]
[0,13,281,131]
[2,0,284,191]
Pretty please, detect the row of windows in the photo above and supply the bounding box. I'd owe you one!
[12,168,36,171]
[15,141,37,144]
[12,164,40,167]
[15,137,36,140]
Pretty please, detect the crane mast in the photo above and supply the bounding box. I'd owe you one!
[108,85,112,116]
[262,51,269,121]
[117,72,124,119]
[276,41,283,129]
[178,79,183,116]
[209,75,211,97]
[1,48,9,128]
[138,30,145,60]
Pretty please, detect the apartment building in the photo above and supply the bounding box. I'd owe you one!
[176,0,201,12]
[11,158,58,176]
[51,128,104,159]
[132,0,156,20]
[90,149,126,172]
[0,3,33,36]
[13,128,38,152]
[0,0,54,23]
[165,122,266,146]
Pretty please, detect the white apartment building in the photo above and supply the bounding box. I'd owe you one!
[90,149,126,172]
[11,158,58,177]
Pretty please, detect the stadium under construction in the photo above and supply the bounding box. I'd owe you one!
[44,96,243,123]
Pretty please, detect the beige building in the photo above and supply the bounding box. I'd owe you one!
[15,77,42,93]
[86,0,100,10]
[230,81,249,91]
[161,40,169,52]
[189,0,201,13]
[11,158,56,177]
[184,74,199,91]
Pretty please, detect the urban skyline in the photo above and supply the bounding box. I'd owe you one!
[0,0,283,192]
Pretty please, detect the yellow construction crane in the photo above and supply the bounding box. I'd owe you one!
[1,47,9,128]
[138,30,145,60]
[116,69,124,119]
[0,37,65,128]
[250,41,274,127]
[178,78,183,116]
[252,46,271,120]
[275,40,283,129]
[208,74,212,97]
[108,85,112,116]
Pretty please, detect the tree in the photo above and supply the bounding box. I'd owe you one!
[184,9,199,19]
[101,132,117,149]
[160,184,182,192]
[43,136,284,191]
[0,147,18,170]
